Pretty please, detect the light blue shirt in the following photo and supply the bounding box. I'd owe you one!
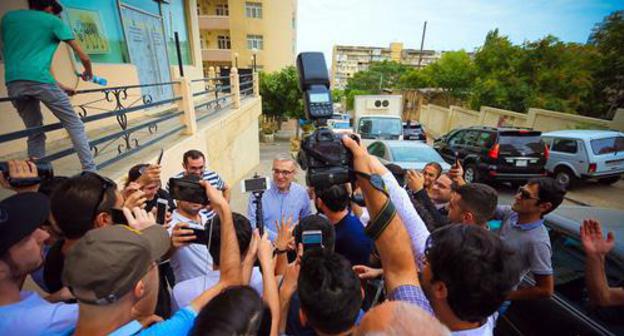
[56,306,197,336]
[247,181,312,240]
[167,210,214,283]
[0,291,78,335]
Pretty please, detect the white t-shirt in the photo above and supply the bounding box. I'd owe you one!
[168,211,214,283]
[451,314,497,336]
[172,267,264,311]
[0,290,78,334]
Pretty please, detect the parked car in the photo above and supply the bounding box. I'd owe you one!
[433,126,548,184]
[367,140,451,171]
[327,119,353,134]
[541,130,624,189]
[495,206,624,336]
[403,121,427,141]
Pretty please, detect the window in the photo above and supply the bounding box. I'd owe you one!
[367,143,386,158]
[245,2,263,18]
[551,138,578,154]
[476,131,496,148]
[449,131,466,146]
[463,130,480,146]
[216,3,229,16]
[247,35,264,50]
[217,35,231,49]
[590,136,624,155]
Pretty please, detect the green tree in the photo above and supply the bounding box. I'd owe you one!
[345,61,412,93]
[426,50,476,104]
[588,10,624,118]
[398,68,431,89]
[259,66,304,122]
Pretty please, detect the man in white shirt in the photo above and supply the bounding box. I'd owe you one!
[168,178,214,283]
[0,192,78,334]
[172,212,262,310]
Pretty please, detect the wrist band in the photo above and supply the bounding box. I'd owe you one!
[365,199,397,240]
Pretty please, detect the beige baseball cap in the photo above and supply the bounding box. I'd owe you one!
[63,224,169,305]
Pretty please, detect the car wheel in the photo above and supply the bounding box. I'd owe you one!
[554,167,577,189]
[464,163,479,183]
[598,176,621,185]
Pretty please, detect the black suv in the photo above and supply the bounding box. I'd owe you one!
[403,121,426,141]
[433,126,548,184]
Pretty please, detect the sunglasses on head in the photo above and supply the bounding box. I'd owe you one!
[80,172,116,220]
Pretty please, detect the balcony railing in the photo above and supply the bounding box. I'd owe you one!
[0,70,258,171]
[198,15,230,30]
[201,48,232,62]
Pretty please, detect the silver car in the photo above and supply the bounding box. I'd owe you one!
[542,130,624,189]
[367,140,451,171]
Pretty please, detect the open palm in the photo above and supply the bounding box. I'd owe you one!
[580,219,615,256]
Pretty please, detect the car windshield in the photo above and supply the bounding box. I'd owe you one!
[590,136,624,155]
[498,134,544,154]
[360,118,402,135]
[391,146,444,162]
[331,121,350,129]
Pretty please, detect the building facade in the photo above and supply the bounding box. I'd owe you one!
[331,42,442,89]
[196,0,297,74]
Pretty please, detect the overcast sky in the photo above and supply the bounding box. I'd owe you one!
[296,0,622,62]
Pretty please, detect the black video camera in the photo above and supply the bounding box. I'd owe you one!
[296,52,357,189]
[0,161,54,187]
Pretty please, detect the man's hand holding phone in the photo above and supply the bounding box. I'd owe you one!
[137,164,161,187]
[122,207,156,231]
[406,169,425,192]
[449,159,466,186]
[171,222,196,248]
[200,180,227,210]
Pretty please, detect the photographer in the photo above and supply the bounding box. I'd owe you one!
[1,0,96,171]
[247,153,312,240]
[168,150,230,219]
[0,192,78,334]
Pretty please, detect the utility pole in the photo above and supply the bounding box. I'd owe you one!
[417,21,427,68]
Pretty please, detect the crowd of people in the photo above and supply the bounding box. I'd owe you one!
[1,130,622,336]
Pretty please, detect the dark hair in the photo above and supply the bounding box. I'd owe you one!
[293,214,336,252]
[455,183,498,225]
[425,224,521,323]
[190,286,268,336]
[385,163,406,186]
[208,213,252,267]
[183,150,205,165]
[50,174,117,239]
[298,249,362,334]
[28,0,62,13]
[38,176,69,197]
[125,163,149,187]
[316,184,349,212]
[528,177,566,216]
[424,162,443,177]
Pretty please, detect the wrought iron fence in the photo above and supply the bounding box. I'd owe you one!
[0,73,255,170]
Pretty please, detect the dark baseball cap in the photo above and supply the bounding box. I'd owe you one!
[63,224,169,305]
[0,192,50,256]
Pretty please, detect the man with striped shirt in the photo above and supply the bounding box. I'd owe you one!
[167,149,230,219]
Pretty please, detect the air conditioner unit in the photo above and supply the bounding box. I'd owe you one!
[366,99,390,109]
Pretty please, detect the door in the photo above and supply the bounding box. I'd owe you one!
[119,2,173,102]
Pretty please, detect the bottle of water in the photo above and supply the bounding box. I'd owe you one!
[76,72,108,86]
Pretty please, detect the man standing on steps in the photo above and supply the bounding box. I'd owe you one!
[1,0,96,171]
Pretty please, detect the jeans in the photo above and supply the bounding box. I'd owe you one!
[7,80,96,171]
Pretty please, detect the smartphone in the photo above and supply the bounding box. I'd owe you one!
[453,151,460,167]
[241,176,270,193]
[190,228,208,245]
[302,230,324,250]
[156,148,164,165]
[111,208,129,225]
[168,177,209,205]
[156,198,168,225]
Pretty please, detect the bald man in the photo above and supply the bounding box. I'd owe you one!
[356,301,449,336]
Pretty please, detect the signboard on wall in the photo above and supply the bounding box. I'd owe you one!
[66,8,110,54]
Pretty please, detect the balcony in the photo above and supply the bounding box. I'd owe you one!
[202,48,232,62]
[198,15,230,30]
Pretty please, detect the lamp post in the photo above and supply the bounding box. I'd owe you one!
[233,52,239,68]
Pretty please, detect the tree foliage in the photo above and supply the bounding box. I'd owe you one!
[259,66,304,120]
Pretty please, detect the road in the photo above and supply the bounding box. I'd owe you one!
[230,141,624,214]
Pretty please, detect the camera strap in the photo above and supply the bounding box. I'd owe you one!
[8,177,42,188]
[365,198,397,240]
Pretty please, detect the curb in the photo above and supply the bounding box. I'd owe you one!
[564,196,592,207]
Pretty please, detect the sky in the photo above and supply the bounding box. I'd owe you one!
[296,0,623,63]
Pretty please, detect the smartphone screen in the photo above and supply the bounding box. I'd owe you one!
[156,199,168,225]
[242,177,269,193]
[302,230,323,250]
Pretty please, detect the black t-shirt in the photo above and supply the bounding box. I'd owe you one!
[145,189,176,213]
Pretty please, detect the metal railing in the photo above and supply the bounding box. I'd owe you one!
[0,71,257,170]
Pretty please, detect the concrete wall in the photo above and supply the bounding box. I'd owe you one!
[419,104,623,138]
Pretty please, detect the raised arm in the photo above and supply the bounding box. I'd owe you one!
[342,137,419,293]
[258,232,280,336]
[581,219,624,307]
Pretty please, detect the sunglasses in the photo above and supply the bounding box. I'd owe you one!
[516,186,539,201]
[80,172,116,221]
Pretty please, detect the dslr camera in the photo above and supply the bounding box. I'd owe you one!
[296,52,357,189]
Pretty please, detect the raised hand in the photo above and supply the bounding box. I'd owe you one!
[123,189,147,209]
[581,219,615,257]
[275,216,295,252]
[0,160,39,193]
[200,180,227,209]
[406,170,425,192]
[352,265,384,280]
[122,207,156,231]
[137,164,161,187]
[171,222,196,248]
